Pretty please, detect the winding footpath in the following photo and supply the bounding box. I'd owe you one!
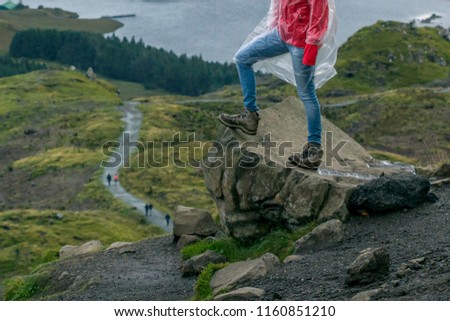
[102,102,173,233]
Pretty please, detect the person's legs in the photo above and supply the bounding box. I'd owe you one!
[288,45,322,145]
[219,29,289,135]
[288,45,323,169]
[234,29,289,112]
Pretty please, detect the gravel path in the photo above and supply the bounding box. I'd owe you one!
[45,236,196,301]
[102,102,173,233]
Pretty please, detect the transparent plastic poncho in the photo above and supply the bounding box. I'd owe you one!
[240,0,338,89]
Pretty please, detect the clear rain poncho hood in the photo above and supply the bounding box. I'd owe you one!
[240,0,338,89]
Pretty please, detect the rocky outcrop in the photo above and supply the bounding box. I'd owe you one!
[180,250,227,277]
[348,173,430,213]
[346,247,390,285]
[294,219,345,254]
[209,253,280,295]
[202,97,420,240]
[214,287,265,301]
[173,205,218,239]
[59,240,103,259]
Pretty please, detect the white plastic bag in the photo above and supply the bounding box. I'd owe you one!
[241,0,338,89]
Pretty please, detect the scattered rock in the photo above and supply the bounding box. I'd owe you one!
[173,206,217,239]
[55,213,64,220]
[58,271,70,281]
[209,253,280,295]
[180,250,227,277]
[425,193,439,203]
[59,240,103,259]
[106,242,133,251]
[348,173,430,214]
[283,255,304,264]
[294,219,345,254]
[346,247,390,285]
[214,287,265,301]
[177,235,201,250]
[396,257,426,279]
[434,163,450,178]
[351,288,382,301]
[85,67,96,81]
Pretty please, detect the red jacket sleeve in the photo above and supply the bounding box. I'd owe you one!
[305,0,329,45]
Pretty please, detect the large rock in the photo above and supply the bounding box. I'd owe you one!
[346,247,390,285]
[294,219,345,254]
[214,287,265,301]
[348,173,430,213]
[59,240,103,259]
[173,205,218,238]
[177,235,201,250]
[180,250,228,276]
[209,253,280,295]
[202,97,413,240]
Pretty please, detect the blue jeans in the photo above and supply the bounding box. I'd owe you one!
[234,28,322,144]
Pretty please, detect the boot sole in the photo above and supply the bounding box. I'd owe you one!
[218,115,257,136]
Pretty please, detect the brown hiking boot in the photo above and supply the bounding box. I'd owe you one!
[288,142,323,170]
[218,110,260,135]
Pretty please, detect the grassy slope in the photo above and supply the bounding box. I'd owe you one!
[0,8,123,53]
[323,88,450,165]
[320,21,450,96]
[0,70,163,289]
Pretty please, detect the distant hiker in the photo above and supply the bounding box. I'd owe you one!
[148,203,153,212]
[114,173,119,185]
[106,173,112,186]
[165,214,170,226]
[219,0,337,170]
[144,204,149,216]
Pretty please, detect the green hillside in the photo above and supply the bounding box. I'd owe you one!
[0,8,122,54]
[321,21,450,95]
[0,70,163,289]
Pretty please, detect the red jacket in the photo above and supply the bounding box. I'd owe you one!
[277,0,329,48]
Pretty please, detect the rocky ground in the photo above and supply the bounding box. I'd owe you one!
[249,184,450,301]
[32,184,449,301]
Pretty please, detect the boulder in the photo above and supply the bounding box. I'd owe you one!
[173,206,217,238]
[214,287,265,301]
[294,219,345,254]
[351,289,382,301]
[59,240,103,259]
[209,253,280,295]
[283,255,304,264]
[202,97,412,240]
[177,235,201,250]
[346,247,390,285]
[180,250,227,276]
[348,173,430,213]
[106,242,133,251]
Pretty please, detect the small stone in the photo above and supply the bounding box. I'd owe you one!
[180,250,227,276]
[214,287,265,301]
[294,219,345,254]
[351,289,382,301]
[346,247,390,285]
[106,242,133,251]
[283,255,305,264]
[177,235,201,250]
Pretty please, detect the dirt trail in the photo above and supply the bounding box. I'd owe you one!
[102,102,172,233]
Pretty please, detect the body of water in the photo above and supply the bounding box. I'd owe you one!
[22,0,450,62]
